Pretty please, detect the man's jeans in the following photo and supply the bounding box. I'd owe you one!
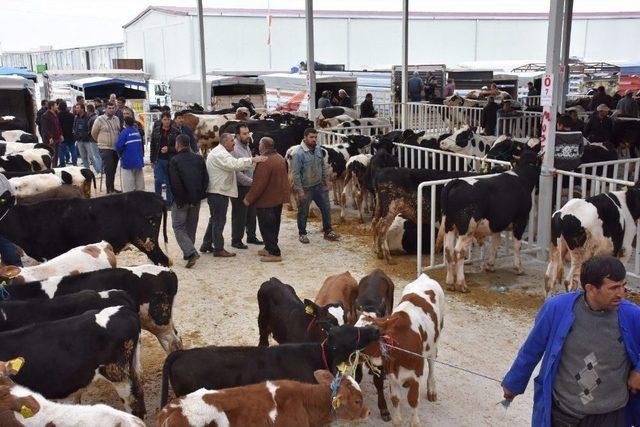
[257,205,283,256]
[77,141,102,173]
[59,139,78,166]
[154,159,174,206]
[0,235,22,266]
[297,183,333,236]
[172,202,201,259]
[231,186,257,244]
[203,193,229,252]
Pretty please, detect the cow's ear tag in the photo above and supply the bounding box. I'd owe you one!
[305,305,314,315]
[332,396,342,409]
[20,405,34,418]
[8,357,24,374]
[337,363,347,373]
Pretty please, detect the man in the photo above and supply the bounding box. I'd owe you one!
[359,93,377,118]
[557,114,574,131]
[230,123,262,250]
[109,93,117,103]
[567,109,585,133]
[527,82,539,97]
[291,128,339,244]
[408,72,424,102]
[616,89,639,118]
[584,104,614,143]
[589,86,612,112]
[203,133,266,258]
[480,96,499,135]
[115,116,145,192]
[244,137,289,262]
[337,89,353,109]
[498,100,520,118]
[318,91,332,109]
[93,98,105,116]
[115,97,127,129]
[57,100,77,166]
[85,104,102,173]
[35,99,47,140]
[76,95,85,107]
[502,256,640,427]
[151,112,179,205]
[425,72,437,100]
[91,102,121,193]
[40,101,62,166]
[174,111,198,153]
[73,103,92,168]
[443,78,456,97]
[169,134,208,268]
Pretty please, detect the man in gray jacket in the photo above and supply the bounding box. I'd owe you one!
[230,123,262,249]
[616,89,639,118]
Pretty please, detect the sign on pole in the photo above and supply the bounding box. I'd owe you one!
[540,74,554,106]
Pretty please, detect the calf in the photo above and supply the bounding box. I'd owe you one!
[0,130,38,144]
[54,166,96,198]
[0,191,170,266]
[17,184,84,205]
[160,324,380,406]
[3,266,182,353]
[315,271,359,325]
[544,186,640,296]
[182,113,234,155]
[440,151,540,292]
[0,306,145,417]
[361,273,445,427]
[257,277,345,345]
[341,153,373,222]
[0,241,116,284]
[0,289,134,332]
[9,173,72,199]
[439,125,498,160]
[0,148,52,172]
[386,216,431,255]
[0,141,37,156]
[157,370,368,427]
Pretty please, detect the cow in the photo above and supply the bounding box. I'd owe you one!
[544,186,640,297]
[372,167,477,263]
[386,216,431,255]
[0,130,38,144]
[181,113,235,155]
[221,117,310,157]
[315,271,359,325]
[0,289,133,332]
[360,273,445,427]
[0,148,52,172]
[157,370,369,427]
[0,306,145,417]
[0,169,53,180]
[363,145,399,198]
[0,241,116,284]
[439,125,498,160]
[440,150,541,292]
[612,117,640,157]
[16,184,84,205]
[257,277,345,346]
[335,117,391,131]
[9,173,71,199]
[160,324,381,406]
[0,191,170,266]
[0,141,37,156]
[342,154,373,222]
[54,165,96,198]
[315,106,358,121]
[3,265,182,353]
[0,362,145,427]
[317,114,354,129]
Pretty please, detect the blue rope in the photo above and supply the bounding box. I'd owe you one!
[0,282,9,301]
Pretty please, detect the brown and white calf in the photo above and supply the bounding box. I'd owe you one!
[361,273,445,427]
[157,370,369,427]
[0,241,116,284]
[315,271,359,325]
[0,359,145,427]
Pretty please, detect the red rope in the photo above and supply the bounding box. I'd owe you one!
[306,315,317,334]
[320,339,330,370]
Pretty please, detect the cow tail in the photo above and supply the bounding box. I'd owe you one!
[160,350,179,407]
[92,173,97,190]
[162,203,169,249]
[435,219,446,253]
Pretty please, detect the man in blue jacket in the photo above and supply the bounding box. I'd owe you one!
[116,116,145,192]
[502,256,640,427]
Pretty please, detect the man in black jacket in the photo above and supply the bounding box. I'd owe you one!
[584,104,614,143]
[169,134,209,268]
[481,97,499,135]
[57,100,77,166]
[35,100,47,140]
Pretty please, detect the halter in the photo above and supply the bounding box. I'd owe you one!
[320,339,330,370]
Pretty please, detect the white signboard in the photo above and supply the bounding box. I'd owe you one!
[541,74,553,107]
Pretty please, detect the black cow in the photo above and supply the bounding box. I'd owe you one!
[0,169,54,179]
[0,306,145,417]
[319,107,353,119]
[612,118,640,157]
[160,324,380,406]
[0,191,170,266]
[3,266,181,353]
[440,150,540,292]
[0,148,52,172]
[0,289,134,332]
[257,277,345,345]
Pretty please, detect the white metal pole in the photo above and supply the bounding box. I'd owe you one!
[196,0,208,110]
[560,0,573,110]
[267,0,272,70]
[536,0,567,259]
[305,0,317,121]
[401,0,409,129]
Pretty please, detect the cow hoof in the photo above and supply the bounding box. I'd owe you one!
[427,391,437,402]
[457,285,469,293]
[514,267,524,276]
[484,264,495,272]
[380,410,391,422]
[445,282,455,291]
[392,415,403,427]
[359,218,365,224]
[386,258,397,266]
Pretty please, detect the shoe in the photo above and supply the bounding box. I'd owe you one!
[185,252,199,268]
[299,235,310,244]
[113,189,122,194]
[260,255,282,262]
[247,238,264,245]
[213,250,236,258]
[258,249,269,256]
[324,231,339,241]
[199,245,214,253]
[231,242,249,250]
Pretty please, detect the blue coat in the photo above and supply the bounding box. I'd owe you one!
[502,292,640,426]
[115,125,144,169]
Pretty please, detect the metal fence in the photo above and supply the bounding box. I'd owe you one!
[395,142,512,172]
[495,111,542,138]
[317,124,392,146]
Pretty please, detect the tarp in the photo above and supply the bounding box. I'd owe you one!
[69,77,147,90]
[620,63,640,76]
[258,73,357,92]
[169,74,265,104]
[0,67,37,82]
[0,75,35,91]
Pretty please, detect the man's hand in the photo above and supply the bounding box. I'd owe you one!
[243,198,250,206]
[325,181,332,191]
[252,155,267,164]
[628,370,640,394]
[502,386,517,401]
[297,190,306,203]
[161,146,168,153]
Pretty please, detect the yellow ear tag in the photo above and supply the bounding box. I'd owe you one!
[305,305,314,315]
[332,397,341,409]
[337,363,347,373]
[8,357,24,373]
[20,405,34,418]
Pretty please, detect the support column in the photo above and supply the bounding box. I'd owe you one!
[559,0,573,113]
[536,0,568,259]
[401,0,409,130]
[305,0,317,121]
[196,0,208,110]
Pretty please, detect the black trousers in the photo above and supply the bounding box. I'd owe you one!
[231,186,257,243]
[203,193,229,252]
[551,400,626,427]
[99,149,119,193]
[256,205,282,256]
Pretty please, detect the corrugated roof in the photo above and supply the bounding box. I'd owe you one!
[123,6,640,28]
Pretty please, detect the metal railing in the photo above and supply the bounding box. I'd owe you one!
[394,142,512,172]
[404,102,484,134]
[518,95,541,107]
[317,124,392,146]
[495,111,542,138]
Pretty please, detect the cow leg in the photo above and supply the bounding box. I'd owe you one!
[98,338,145,418]
[444,231,457,291]
[484,233,501,272]
[406,377,421,427]
[426,357,437,401]
[567,249,586,292]
[257,297,271,347]
[513,238,524,275]
[373,368,391,421]
[544,243,560,298]
[132,236,170,267]
[454,233,474,293]
[388,375,403,427]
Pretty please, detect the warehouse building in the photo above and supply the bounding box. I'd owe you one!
[0,43,124,73]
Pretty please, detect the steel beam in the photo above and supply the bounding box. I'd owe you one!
[305,0,317,120]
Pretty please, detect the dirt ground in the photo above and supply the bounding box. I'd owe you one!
[75,166,546,426]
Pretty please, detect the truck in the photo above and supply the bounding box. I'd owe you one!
[0,75,37,134]
[169,74,266,111]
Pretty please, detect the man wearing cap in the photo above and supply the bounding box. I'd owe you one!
[584,105,614,143]
[336,89,353,109]
[616,90,639,118]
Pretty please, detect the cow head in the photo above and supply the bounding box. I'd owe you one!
[314,370,369,422]
[370,138,395,155]
[342,135,372,153]
[440,126,474,151]
[303,299,346,328]
[326,325,380,370]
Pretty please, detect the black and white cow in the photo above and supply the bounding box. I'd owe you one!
[544,186,640,297]
[0,289,134,332]
[439,150,540,292]
[160,324,381,406]
[257,277,345,345]
[54,166,97,198]
[341,154,373,222]
[3,265,182,353]
[0,148,52,172]
[385,216,431,255]
[0,130,38,144]
[439,126,498,159]
[9,173,76,200]
[0,191,170,266]
[0,305,145,417]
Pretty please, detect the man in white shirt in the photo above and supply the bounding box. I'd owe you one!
[203,133,266,257]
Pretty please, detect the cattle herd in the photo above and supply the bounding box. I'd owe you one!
[0,96,638,426]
